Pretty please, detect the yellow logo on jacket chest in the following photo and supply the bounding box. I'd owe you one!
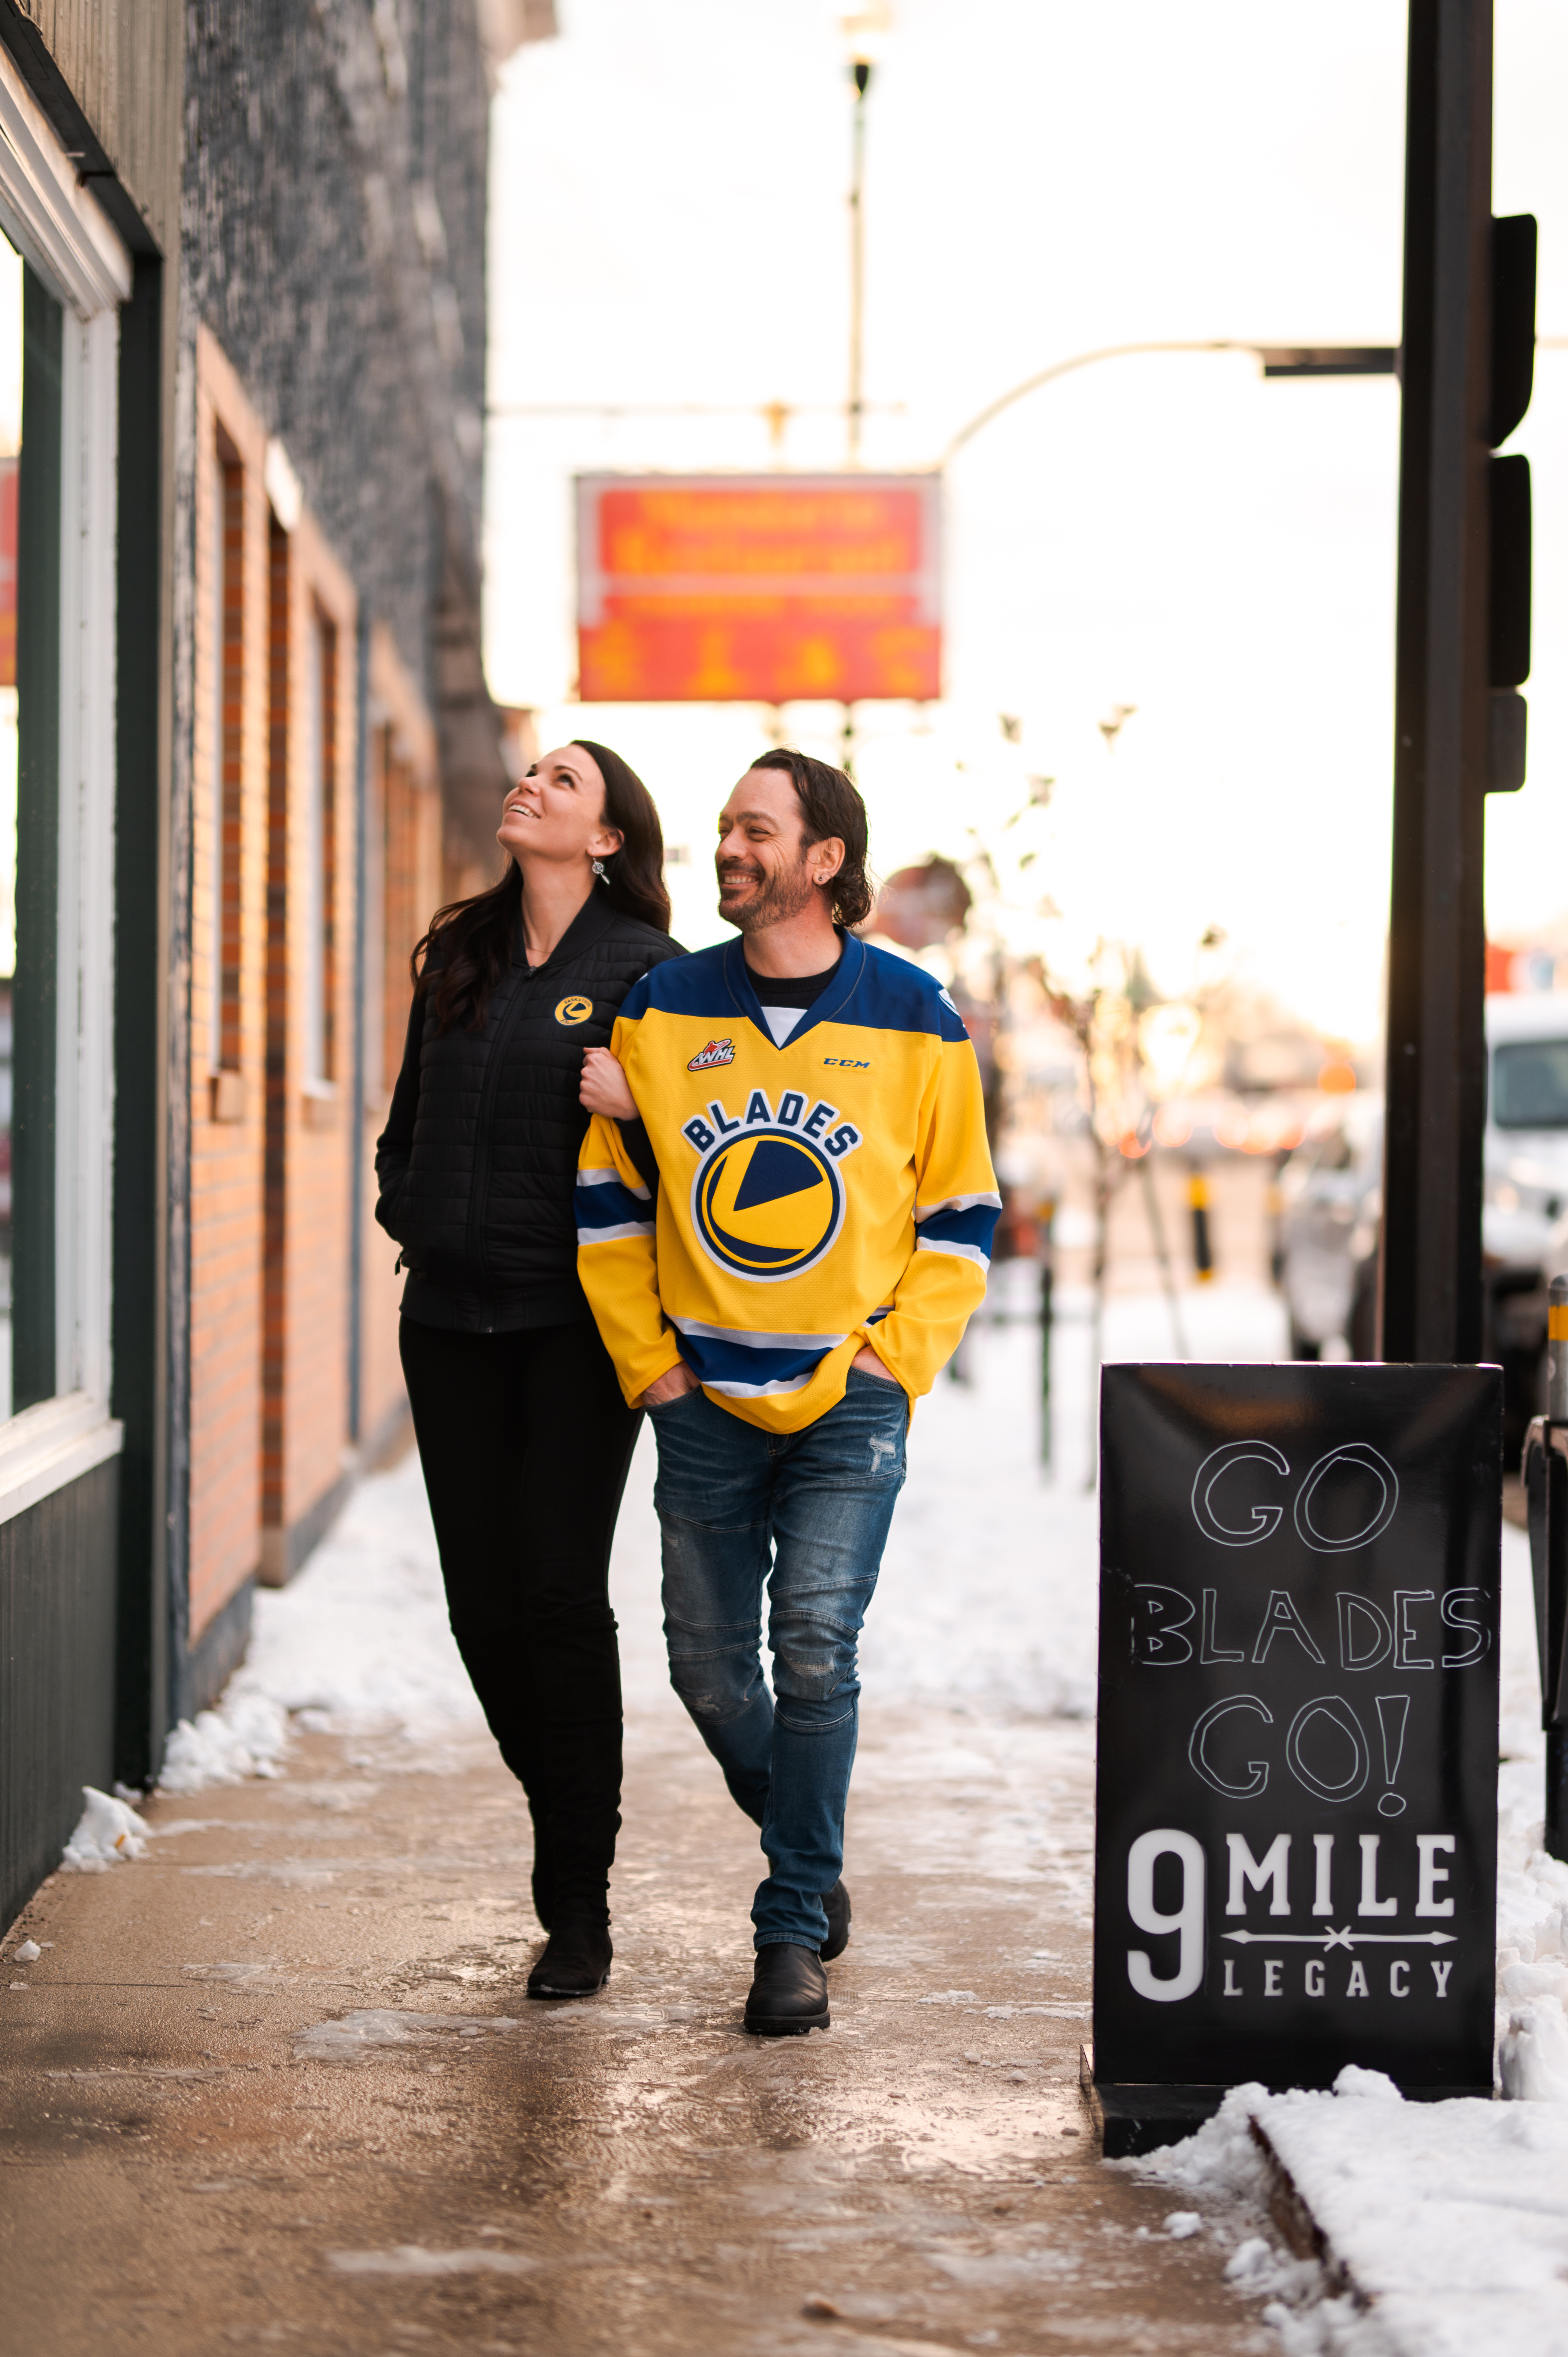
[679,1088,863,1283]
[555,995,594,1025]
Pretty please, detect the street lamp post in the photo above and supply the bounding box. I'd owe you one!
[847,55,870,471]
[1379,0,1535,1367]
[839,9,886,775]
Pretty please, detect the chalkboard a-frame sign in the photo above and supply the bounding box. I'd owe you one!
[1092,1364,1500,2158]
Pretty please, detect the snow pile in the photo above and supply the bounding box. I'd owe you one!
[158,1694,289,1794]
[1497,1842,1568,2102]
[149,1450,484,1799]
[1493,1521,1568,2102]
[1132,2069,1568,2355]
[60,1786,151,1871]
[1257,2071,1568,2356]
[234,1449,482,1737]
[1496,1830,1568,2102]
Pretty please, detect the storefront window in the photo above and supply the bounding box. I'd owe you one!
[0,240,19,1417]
[0,51,129,1475]
[9,252,61,1417]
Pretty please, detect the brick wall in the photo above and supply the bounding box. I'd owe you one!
[179,3,497,1615]
[189,339,440,1626]
[188,333,271,1643]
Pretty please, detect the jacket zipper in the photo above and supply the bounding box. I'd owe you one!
[464,957,545,1287]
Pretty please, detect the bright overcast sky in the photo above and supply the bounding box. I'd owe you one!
[484,0,1568,1043]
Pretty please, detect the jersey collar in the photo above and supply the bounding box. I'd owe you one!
[722,929,865,1052]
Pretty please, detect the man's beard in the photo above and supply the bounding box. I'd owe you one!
[716,857,819,934]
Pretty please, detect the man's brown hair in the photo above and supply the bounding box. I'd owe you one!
[748,747,873,929]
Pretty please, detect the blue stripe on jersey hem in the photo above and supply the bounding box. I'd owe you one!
[676,1330,836,1393]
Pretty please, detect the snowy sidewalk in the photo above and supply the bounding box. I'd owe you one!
[6,1281,1566,2354]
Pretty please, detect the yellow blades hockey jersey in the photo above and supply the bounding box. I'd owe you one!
[575,933,1000,1432]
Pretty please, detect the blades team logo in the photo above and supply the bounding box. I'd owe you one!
[555,995,594,1026]
[687,1037,736,1072]
[682,1088,862,1282]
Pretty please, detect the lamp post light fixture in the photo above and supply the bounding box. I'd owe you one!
[841,4,890,470]
[940,340,1400,468]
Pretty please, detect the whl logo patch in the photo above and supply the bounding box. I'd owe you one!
[687,1037,736,1072]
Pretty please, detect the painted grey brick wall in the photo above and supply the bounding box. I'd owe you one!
[183,0,491,703]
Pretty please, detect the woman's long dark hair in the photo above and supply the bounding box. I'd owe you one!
[411,740,671,1033]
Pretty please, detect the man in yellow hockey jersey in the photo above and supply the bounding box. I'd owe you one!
[575,749,999,2035]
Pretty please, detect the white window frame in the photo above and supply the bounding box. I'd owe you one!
[0,39,129,1521]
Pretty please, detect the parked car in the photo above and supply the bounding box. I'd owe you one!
[1275,996,1568,1465]
[1495,994,1568,1461]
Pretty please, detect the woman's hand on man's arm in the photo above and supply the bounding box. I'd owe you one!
[580,1047,638,1120]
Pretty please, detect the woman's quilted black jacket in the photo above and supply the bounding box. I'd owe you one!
[375,892,682,1332]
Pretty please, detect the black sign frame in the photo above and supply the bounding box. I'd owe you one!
[1092,1363,1499,2155]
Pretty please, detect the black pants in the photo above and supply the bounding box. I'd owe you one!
[399,1317,643,1926]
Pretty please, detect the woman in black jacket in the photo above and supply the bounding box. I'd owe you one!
[375,740,682,1999]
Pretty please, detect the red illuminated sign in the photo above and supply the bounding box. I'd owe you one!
[575,473,941,704]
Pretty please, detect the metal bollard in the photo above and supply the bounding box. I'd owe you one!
[1523,1270,1568,1857]
[1188,1167,1214,1284]
[1551,1273,1568,1422]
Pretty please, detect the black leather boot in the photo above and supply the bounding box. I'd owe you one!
[820,1878,852,1962]
[527,1919,612,2000]
[744,1943,831,2036]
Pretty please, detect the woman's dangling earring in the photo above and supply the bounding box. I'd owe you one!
[592,859,606,879]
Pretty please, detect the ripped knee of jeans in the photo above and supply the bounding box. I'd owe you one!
[667,1658,766,1725]
[771,1641,859,1709]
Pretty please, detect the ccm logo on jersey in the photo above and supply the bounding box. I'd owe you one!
[687,1037,736,1072]
[680,1090,863,1162]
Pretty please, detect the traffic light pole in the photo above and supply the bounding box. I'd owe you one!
[1381,0,1526,1366]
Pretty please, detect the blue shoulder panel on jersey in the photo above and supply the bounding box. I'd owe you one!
[826,940,971,1041]
[631,942,739,1022]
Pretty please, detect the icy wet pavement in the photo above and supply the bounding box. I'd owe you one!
[0,1696,1284,2354]
[1,1293,1305,2350]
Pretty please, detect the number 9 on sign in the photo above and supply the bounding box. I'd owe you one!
[1127,1830,1206,2002]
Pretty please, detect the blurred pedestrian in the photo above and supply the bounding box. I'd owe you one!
[376,741,682,2000]
[575,750,999,2034]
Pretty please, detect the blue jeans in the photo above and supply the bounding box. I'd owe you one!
[650,1370,908,1952]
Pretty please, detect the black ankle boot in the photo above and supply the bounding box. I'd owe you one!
[744,1943,830,2036]
[820,1878,852,1962]
[527,1919,612,2000]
